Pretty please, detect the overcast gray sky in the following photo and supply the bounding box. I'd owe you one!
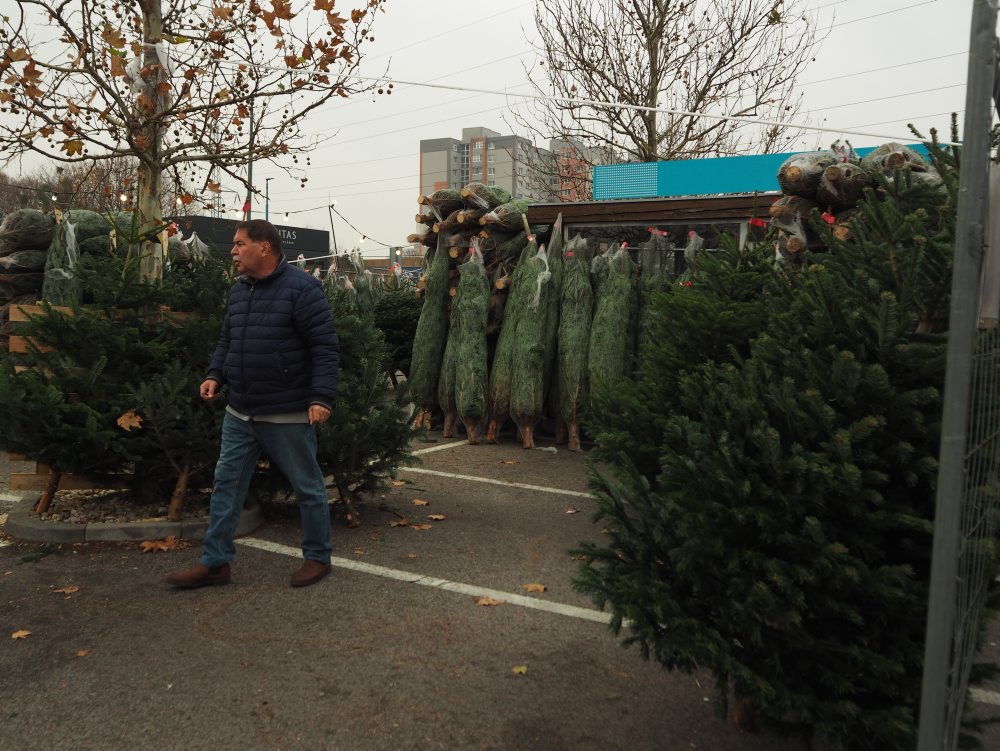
[0,0,978,257]
[249,0,974,258]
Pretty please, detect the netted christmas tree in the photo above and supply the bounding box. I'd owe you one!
[576,131,971,750]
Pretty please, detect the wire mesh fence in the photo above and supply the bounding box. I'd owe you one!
[940,328,1000,748]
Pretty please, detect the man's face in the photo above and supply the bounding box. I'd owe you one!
[231,229,271,278]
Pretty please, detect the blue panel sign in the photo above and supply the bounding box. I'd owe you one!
[593,144,930,200]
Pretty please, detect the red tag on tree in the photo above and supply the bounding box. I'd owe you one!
[821,212,836,225]
[748,217,768,228]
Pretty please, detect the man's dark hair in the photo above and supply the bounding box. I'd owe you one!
[236,219,283,257]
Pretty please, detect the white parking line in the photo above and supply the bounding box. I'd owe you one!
[398,467,592,499]
[237,537,611,625]
[412,440,468,456]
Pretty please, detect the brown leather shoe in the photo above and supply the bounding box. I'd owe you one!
[165,563,231,589]
[290,560,331,588]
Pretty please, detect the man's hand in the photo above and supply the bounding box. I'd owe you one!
[309,404,332,425]
[200,379,220,401]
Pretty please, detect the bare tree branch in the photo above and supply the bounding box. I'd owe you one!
[509,0,823,200]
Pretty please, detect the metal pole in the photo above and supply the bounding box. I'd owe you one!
[265,178,273,222]
[918,1,998,748]
[245,100,255,221]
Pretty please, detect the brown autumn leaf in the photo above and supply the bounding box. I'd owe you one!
[139,535,179,553]
[511,665,528,675]
[53,585,80,595]
[101,25,126,49]
[116,409,143,431]
[6,48,29,63]
[109,54,126,78]
[271,0,297,20]
[62,139,84,156]
[313,0,335,10]
[179,193,194,206]
[426,514,446,521]
[411,498,428,506]
[498,459,518,466]
[351,548,364,556]
[390,480,406,487]
[521,583,546,593]
[11,630,31,639]
[389,518,409,528]
[206,181,222,193]
[212,3,233,20]
[39,126,54,138]
[474,596,503,607]
[75,649,90,657]
[351,8,365,23]
[410,524,433,531]
[564,506,581,514]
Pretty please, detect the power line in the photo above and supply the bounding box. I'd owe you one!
[809,83,964,114]
[214,60,963,146]
[828,0,939,29]
[800,51,967,86]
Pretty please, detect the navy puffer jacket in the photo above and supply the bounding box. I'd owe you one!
[207,261,340,415]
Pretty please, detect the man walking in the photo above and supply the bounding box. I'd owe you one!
[166,219,340,589]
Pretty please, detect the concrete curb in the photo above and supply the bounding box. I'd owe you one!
[3,495,262,543]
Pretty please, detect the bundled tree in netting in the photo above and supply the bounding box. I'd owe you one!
[487,236,538,443]
[41,217,83,306]
[575,132,973,749]
[587,245,634,397]
[636,231,674,354]
[437,283,461,438]
[557,236,594,451]
[454,246,490,444]
[509,244,553,449]
[407,235,451,428]
[542,215,565,440]
[460,182,512,211]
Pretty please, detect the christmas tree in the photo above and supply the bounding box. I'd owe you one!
[577,132,968,749]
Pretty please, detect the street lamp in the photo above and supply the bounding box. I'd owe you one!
[265,177,274,221]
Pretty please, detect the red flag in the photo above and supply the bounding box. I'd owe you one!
[241,197,251,214]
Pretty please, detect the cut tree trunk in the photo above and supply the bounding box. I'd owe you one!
[167,465,191,521]
[34,468,61,514]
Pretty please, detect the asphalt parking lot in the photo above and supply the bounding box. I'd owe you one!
[2,435,998,750]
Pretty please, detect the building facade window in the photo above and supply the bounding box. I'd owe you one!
[487,167,495,176]
[487,142,495,150]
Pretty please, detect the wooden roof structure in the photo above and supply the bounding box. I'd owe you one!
[527,192,781,227]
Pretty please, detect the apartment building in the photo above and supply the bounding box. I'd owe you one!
[418,127,610,205]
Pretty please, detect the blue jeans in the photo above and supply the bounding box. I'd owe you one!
[200,412,332,567]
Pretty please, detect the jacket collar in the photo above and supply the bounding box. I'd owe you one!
[240,257,289,286]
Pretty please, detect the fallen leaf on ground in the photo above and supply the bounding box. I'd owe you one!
[564,505,580,514]
[474,596,503,607]
[391,480,406,487]
[570,553,586,561]
[411,523,433,531]
[426,514,446,521]
[511,665,528,674]
[411,499,429,506]
[53,585,79,594]
[351,548,364,556]
[74,649,90,657]
[521,583,546,593]
[406,553,417,559]
[4,571,13,576]
[389,518,409,527]
[116,409,143,431]
[139,535,179,553]
[11,630,31,639]
[498,460,518,465]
